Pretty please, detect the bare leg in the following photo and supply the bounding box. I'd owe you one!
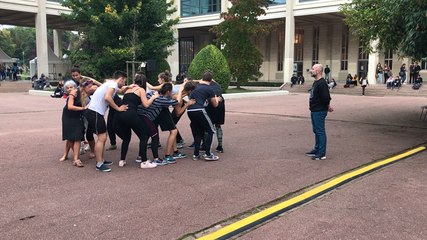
[94,133,107,164]
[88,140,95,159]
[165,129,177,155]
[59,141,72,161]
[71,141,84,167]
[72,141,80,161]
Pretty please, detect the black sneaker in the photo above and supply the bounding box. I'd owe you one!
[188,143,195,149]
[216,146,224,153]
[103,160,113,166]
[305,150,317,157]
[96,164,111,172]
[311,155,326,161]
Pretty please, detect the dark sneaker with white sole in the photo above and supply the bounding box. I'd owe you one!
[96,164,111,172]
[203,154,219,161]
[311,155,326,160]
[103,160,113,166]
[305,150,317,157]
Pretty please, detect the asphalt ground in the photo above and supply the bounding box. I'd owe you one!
[0,90,426,239]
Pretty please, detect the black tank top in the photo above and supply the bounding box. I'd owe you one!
[122,91,142,111]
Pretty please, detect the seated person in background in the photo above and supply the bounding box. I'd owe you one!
[297,74,305,85]
[415,75,423,85]
[34,73,49,90]
[386,74,394,89]
[51,80,65,98]
[392,76,402,89]
[352,74,358,86]
[327,78,337,89]
[290,74,298,87]
[344,74,356,88]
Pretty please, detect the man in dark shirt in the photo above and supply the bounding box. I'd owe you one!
[324,65,331,81]
[187,70,222,161]
[305,64,334,160]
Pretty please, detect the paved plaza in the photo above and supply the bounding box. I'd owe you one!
[0,88,426,239]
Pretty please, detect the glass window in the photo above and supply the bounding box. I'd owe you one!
[421,60,427,70]
[48,0,63,3]
[179,37,194,73]
[341,26,349,71]
[312,26,319,66]
[384,49,393,70]
[277,31,284,71]
[294,29,304,62]
[181,0,221,17]
[270,0,286,4]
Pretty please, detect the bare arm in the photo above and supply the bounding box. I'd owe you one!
[67,90,85,111]
[139,88,159,108]
[147,83,163,91]
[105,88,127,111]
[210,95,222,108]
[174,99,195,117]
[81,75,102,87]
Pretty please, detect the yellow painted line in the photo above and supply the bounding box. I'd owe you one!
[198,146,426,240]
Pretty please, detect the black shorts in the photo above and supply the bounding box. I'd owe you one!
[85,109,107,134]
[154,108,176,131]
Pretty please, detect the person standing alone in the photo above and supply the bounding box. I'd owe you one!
[305,64,334,160]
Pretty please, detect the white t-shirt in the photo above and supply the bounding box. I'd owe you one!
[88,80,118,115]
[172,83,180,95]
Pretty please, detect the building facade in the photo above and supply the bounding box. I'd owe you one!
[167,0,427,84]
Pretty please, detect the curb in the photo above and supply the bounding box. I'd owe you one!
[29,89,289,98]
[28,89,54,96]
[223,90,289,100]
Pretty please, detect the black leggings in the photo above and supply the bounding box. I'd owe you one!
[172,101,185,143]
[139,115,159,159]
[188,109,215,156]
[107,109,117,145]
[115,110,148,161]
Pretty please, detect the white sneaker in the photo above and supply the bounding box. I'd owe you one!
[141,161,157,169]
[84,143,90,151]
[118,160,126,167]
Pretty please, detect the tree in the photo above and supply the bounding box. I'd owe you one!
[0,27,75,66]
[188,44,231,93]
[62,0,179,79]
[341,0,427,60]
[212,0,270,88]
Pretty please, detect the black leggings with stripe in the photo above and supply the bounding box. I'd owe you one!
[187,109,215,156]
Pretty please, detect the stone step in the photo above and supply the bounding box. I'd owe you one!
[283,83,427,97]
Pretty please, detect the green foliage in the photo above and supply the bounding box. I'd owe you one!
[0,27,76,66]
[212,0,270,88]
[188,44,231,93]
[62,0,179,80]
[146,58,171,85]
[341,0,427,60]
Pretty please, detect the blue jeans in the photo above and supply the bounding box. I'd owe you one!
[311,111,328,156]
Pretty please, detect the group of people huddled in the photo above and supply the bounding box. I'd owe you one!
[60,67,225,172]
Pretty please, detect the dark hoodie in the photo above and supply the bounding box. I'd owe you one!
[309,78,331,112]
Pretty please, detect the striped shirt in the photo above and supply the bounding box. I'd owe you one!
[137,92,178,121]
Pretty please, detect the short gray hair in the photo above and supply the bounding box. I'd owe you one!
[64,80,77,89]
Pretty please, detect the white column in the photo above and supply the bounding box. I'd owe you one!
[284,0,295,83]
[35,0,48,78]
[53,29,63,58]
[368,39,379,84]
